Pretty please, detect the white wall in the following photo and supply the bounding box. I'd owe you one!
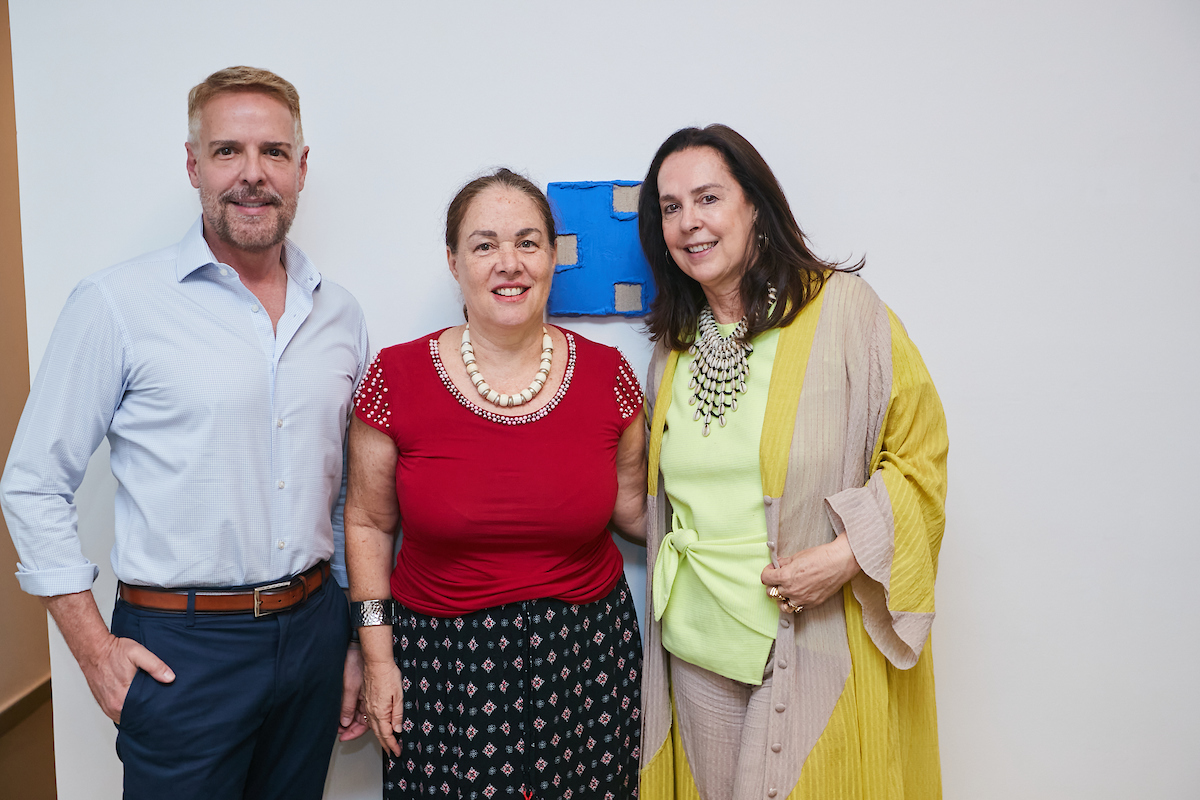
[9,1,1199,797]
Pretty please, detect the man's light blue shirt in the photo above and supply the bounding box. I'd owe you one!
[1,218,368,594]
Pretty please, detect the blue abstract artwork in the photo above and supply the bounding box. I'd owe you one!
[546,181,656,317]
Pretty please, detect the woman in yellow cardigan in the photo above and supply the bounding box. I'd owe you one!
[635,124,948,800]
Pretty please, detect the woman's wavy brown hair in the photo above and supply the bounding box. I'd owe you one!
[638,124,862,351]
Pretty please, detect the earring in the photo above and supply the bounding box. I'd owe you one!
[757,232,769,247]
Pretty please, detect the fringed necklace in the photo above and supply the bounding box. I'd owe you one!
[686,287,775,436]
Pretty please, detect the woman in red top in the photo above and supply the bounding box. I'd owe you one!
[346,169,647,800]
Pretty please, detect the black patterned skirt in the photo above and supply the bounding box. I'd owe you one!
[386,574,642,800]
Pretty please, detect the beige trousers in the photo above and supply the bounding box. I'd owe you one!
[669,648,776,800]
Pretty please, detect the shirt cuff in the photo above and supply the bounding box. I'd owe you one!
[16,561,101,596]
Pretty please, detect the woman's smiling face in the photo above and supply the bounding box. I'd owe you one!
[657,146,757,311]
[447,185,555,333]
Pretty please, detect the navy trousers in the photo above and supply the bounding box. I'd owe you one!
[110,579,350,800]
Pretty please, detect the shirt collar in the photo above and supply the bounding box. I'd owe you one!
[175,217,215,281]
[174,215,323,296]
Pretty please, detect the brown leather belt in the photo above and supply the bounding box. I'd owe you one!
[118,561,330,617]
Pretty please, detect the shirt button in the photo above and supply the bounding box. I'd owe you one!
[251,304,261,313]
[775,703,786,713]
[277,480,285,489]
[276,419,284,428]
[218,267,229,277]
[771,743,782,753]
[277,540,286,549]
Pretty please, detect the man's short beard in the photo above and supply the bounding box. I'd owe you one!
[200,185,297,253]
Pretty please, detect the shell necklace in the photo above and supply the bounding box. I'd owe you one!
[687,287,775,436]
[687,308,750,436]
[460,324,553,408]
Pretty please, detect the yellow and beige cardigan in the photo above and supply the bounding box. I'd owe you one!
[639,272,949,800]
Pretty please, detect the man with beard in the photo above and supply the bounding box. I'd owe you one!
[1,66,369,799]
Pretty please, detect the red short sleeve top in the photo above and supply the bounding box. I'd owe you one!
[353,327,643,617]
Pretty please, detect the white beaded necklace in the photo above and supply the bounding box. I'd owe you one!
[460,324,553,408]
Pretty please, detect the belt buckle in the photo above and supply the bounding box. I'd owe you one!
[253,580,294,618]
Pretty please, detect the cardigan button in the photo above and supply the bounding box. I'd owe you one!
[771,743,782,753]
[763,496,773,506]
[775,703,786,713]
[767,789,778,798]
[780,618,790,629]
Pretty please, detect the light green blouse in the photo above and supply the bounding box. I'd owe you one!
[654,322,780,684]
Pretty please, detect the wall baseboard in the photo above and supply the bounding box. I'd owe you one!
[0,676,51,739]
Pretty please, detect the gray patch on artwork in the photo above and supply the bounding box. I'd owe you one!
[557,234,578,266]
[612,184,641,214]
[614,283,642,313]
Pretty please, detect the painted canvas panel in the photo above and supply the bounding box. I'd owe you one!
[546,181,656,316]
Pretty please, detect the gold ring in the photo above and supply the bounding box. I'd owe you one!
[768,586,781,598]
[785,600,803,614]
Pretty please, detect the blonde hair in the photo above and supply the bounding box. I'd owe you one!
[187,66,303,147]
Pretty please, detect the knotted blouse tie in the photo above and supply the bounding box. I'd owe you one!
[651,512,778,636]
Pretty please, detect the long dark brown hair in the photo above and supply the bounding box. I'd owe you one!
[638,124,862,351]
